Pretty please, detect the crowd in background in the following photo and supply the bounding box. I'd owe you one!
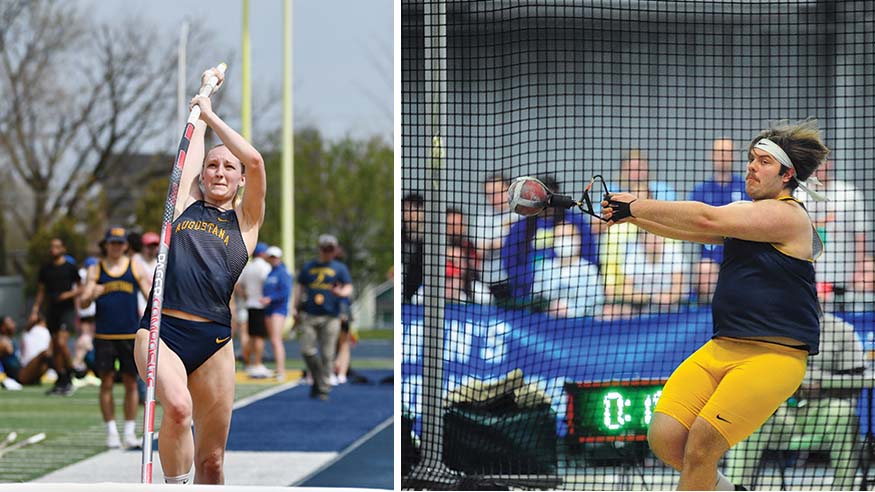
[401,138,875,319]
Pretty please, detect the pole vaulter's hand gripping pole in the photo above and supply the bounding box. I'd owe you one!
[141,63,226,484]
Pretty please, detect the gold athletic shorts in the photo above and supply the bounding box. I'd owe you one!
[654,337,807,447]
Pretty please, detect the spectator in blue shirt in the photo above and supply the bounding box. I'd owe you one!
[291,234,353,400]
[261,246,292,382]
[688,138,747,303]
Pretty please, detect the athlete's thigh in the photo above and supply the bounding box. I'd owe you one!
[655,341,720,431]
[701,346,806,447]
[134,330,189,405]
[188,343,235,455]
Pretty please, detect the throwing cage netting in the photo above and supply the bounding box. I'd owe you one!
[401,1,875,490]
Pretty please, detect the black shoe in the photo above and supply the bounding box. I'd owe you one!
[48,383,75,397]
[735,485,748,491]
[73,367,87,379]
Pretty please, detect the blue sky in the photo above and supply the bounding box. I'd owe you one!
[89,0,393,145]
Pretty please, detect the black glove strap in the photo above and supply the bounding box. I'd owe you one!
[605,194,636,221]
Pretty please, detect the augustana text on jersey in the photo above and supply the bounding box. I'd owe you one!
[175,220,231,246]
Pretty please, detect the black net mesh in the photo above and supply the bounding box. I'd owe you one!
[401,1,875,489]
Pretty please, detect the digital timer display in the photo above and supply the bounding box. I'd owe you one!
[565,380,666,443]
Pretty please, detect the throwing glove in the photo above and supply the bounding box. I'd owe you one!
[604,193,636,221]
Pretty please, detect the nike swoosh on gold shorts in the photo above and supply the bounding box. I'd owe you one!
[216,336,231,344]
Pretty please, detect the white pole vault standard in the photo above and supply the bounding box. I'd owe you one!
[141,63,227,484]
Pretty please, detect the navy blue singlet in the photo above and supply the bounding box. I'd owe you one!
[141,200,248,327]
[95,258,140,339]
[711,197,822,354]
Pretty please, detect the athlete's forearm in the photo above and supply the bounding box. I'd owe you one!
[631,199,719,234]
[201,111,263,170]
[631,217,723,244]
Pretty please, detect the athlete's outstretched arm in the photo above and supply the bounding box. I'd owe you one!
[605,194,807,244]
[631,217,723,245]
[174,119,207,220]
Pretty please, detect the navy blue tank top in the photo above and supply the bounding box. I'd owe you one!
[95,258,140,338]
[711,197,822,354]
[142,201,248,327]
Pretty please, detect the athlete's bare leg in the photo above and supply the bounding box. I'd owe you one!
[73,319,94,372]
[678,417,730,490]
[122,372,138,421]
[648,412,688,472]
[99,371,116,422]
[267,314,286,380]
[188,342,235,484]
[134,331,193,478]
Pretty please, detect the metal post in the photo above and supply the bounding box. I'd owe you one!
[407,0,456,487]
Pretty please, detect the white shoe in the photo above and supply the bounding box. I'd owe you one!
[2,378,22,390]
[83,374,101,387]
[107,433,121,449]
[329,374,339,386]
[337,374,348,385]
[124,434,141,449]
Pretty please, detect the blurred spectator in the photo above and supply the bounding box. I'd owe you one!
[401,193,425,303]
[797,159,870,296]
[73,256,99,378]
[473,174,519,291]
[532,221,604,318]
[333,245,353,385]
[0,315,51,388]
[725,312,866,490]
[29,237,81,396]
[292,234,352,400]
[446,207,480,275]
[261,246,292,382]
[601,189,688,314]
[503,176,600,302]
[617,148,676,201]
[80,227,151,449]
[0,315,22,389]
[840,255,875,312]
[238,242,271,378]
[688,138,747,303]
[133,231,160,317]
[413,238,493,305]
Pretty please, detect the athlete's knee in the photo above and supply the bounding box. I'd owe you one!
[683,420,729,469]
[197,448,224,482]
[647,414,688,470]
[99,374,114,391]
[162,395,193,428]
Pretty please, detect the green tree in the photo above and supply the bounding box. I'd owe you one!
[261,127,393,290]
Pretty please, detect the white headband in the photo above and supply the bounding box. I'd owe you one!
[754,138,827,201]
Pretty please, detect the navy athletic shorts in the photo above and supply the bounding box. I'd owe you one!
[139,315,231,375]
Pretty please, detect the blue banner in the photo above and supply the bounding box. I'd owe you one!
[402,304,875,436]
